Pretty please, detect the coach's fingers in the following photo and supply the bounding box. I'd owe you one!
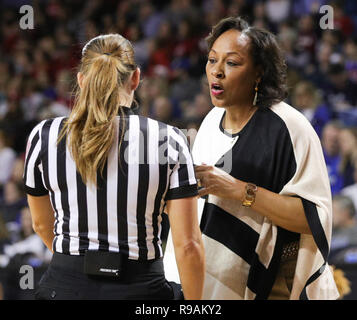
[198,188,208,197]
[194,165,212,173]
[195,170,208,181]
[198,186,214,197]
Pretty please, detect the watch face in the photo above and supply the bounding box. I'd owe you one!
[245,183,257,203]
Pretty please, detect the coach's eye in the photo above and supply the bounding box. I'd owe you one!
[227,61,238,66]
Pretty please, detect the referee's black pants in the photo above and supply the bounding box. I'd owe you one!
[35,253,183,300]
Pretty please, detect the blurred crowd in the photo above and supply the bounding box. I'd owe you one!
[0,0,357,299]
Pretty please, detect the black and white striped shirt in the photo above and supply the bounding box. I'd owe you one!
[23,107,198,260]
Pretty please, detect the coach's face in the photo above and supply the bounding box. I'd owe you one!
[206,29,261,109]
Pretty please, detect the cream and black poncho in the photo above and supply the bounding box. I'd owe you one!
[164,101,339,300]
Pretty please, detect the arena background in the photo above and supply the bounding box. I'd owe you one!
[0,0,356,300]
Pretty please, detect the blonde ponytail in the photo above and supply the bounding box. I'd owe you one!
[58,34,137,185]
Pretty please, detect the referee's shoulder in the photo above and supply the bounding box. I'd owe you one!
[136,114,188,143]
[29,117,68,142]
[136,114,179,132]
[33,116,67,129]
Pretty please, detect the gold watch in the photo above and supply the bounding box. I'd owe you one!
[242,183,258,207]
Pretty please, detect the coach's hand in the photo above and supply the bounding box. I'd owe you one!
[194,165,244,201]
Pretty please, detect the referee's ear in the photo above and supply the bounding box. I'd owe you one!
[77,72,84,89]
[131,67,141,91]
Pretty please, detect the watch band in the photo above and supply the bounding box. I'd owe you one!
[242,183,258,207]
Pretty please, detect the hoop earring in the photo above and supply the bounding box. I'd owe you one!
[253,85,258,106]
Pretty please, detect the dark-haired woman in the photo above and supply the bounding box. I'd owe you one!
[192,17,338,300]
[23,34,205,300]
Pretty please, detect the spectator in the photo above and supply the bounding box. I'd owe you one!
[182,93,212,122]
[296,15,317,65]
[330,194,357,259]
[339,127,357,187]
[0,129,16,193]
[54,70,74,109]
[330,186,357,302]
[170,69,201,105]
[311,30,342,88]
[1,206,50,300]
[3,207,50,263]
[325,63,357,111]
[265,0,290,26]
[0,180,27,226]
[165,0,200,28]
[344,38,357,84]
[137,75,170,117]
[291,81,332,137]
[278,23,304,69]
[332,1,355,38]
[171,19,199,74]
[316,40,334,75]
[0,214,10,259]
[252,1,269,29]
[152,96,174,124]
[292,0,326,18]
[127,23,153,73]
[321,120,344,195]
[20,80,45,122]
[147,20,176,77]
[341,159,357,210]
[139,2,165,38]
[9,155,25,186]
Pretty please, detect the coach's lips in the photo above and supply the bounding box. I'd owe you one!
[211,82,224,96]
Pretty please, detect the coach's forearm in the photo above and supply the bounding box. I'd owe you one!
[234,180,311,235]
[175,239,205,300]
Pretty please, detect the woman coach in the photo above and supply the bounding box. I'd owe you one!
[23,34,205,300]
[192,17,338,300]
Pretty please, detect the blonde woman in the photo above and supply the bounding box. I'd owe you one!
[23,34,204,300]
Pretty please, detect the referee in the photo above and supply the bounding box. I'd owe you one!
[23,34,205,300]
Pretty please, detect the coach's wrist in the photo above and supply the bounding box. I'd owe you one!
[233,179,246,203]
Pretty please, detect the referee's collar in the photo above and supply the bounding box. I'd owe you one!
[120,106,135,115]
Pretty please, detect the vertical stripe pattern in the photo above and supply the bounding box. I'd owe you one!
[23,112,198,259]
